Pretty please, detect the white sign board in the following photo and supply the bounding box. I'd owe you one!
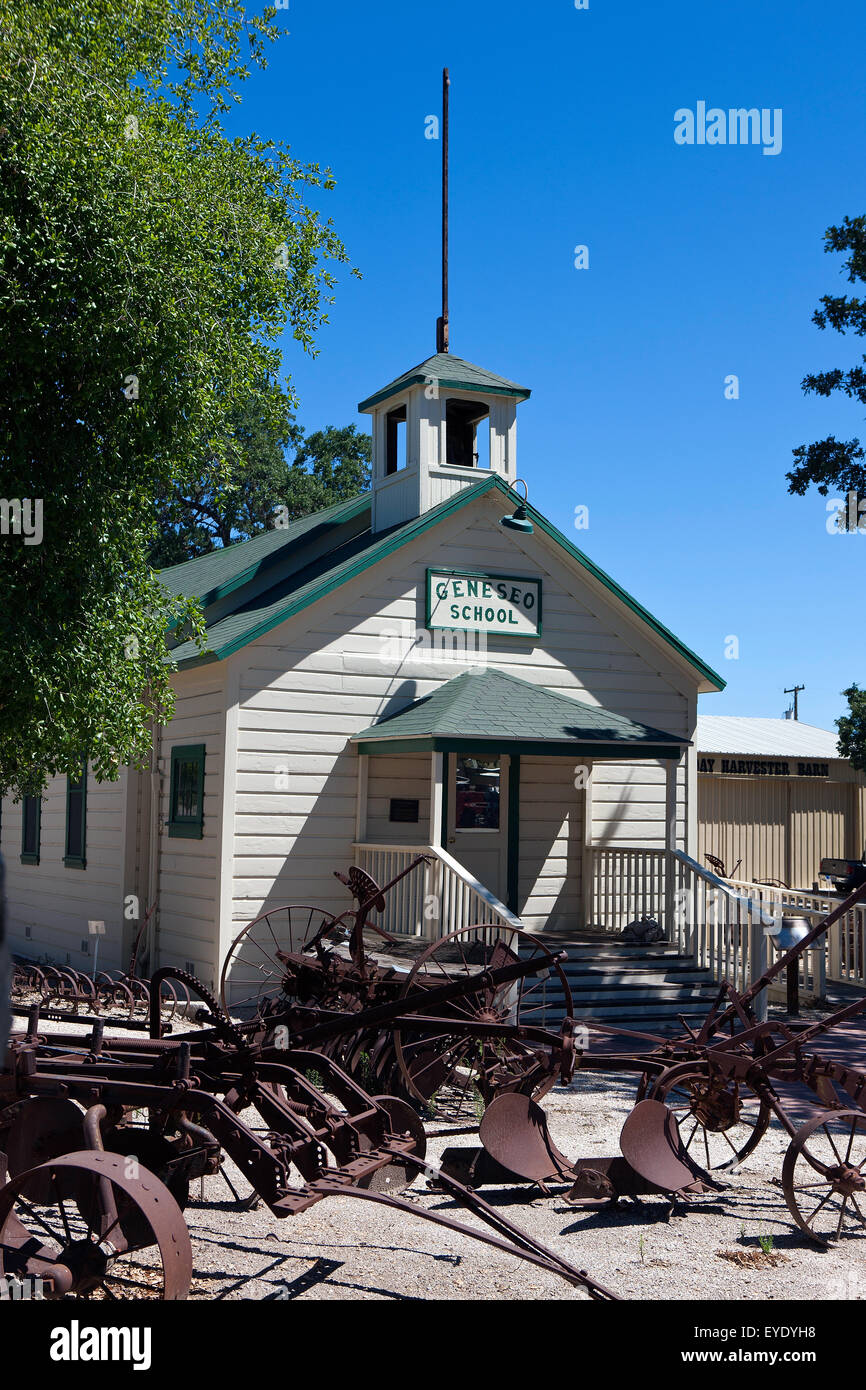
[426,569,542,636]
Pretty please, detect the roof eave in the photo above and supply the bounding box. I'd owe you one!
[358,378,531,413]
[353,734,687,759]
[167,473,724,691]
[505,482,726,694]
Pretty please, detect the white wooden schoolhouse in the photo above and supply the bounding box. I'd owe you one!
[1,348,727,996]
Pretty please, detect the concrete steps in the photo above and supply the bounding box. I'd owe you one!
[535,934,720,1028]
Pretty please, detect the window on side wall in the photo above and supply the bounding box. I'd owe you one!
[21,794,41,865]
[168,745,206,839]
[64,761,87,869]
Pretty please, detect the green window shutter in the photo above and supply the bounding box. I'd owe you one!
[64,761,87,868]
[167,745,206,839]
[21,795,41,865]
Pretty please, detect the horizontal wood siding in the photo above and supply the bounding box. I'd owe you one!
[366,754,430,844]
[592,759,687,850]
[517,757,583,932]
[230,495,697,937]
[1,771,129,971]
[156,671,225,987]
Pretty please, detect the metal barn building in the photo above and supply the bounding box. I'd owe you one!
[697,716,866,891]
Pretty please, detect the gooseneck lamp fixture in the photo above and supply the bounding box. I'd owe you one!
[499,478,534,535]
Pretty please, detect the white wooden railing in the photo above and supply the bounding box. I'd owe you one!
[726,878,866,992]
[590,846,834,1015]
[669,852,780,1009]
[352,842,523,942]
[591,848,668,934]
[357,842,865,1014]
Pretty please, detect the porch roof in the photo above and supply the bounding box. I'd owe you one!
[352,669,688,759]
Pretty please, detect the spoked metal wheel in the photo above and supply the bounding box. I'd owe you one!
[0,1150,192,1299]
[220,904,341,1017]
[783,1110,866,1245]
[393,926,572,1120]
[649,1065,771,1174]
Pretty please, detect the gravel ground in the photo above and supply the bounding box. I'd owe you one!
[11,1011,866,1302]
[177,1072,864,1303]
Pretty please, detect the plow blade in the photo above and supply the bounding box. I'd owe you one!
[479,1092,577,1183]
[619,1099,717,1194]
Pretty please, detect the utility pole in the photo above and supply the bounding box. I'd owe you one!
[784,684,805,721]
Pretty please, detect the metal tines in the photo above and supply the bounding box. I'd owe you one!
[11,958,194,1023]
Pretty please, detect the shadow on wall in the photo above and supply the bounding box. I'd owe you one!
[226,676,427,983]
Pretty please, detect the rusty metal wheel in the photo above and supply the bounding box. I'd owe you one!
[220,903,342,1016]
[4,1098,86,1186]
[782,1110,866,1245]
[356,1096,427,1193]
[393,926,571,1119]
[649,1064,770,1174]
[0,1150,192,1299]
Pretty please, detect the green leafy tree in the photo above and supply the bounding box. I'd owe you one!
[148,416,371,566]
[837,685,866,773]
[0,0,357,796]
[787,216,866,526]
[280,423,372,522]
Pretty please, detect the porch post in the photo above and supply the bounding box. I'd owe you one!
[427,751,446,941]
[506,753,520,915]
[582,760,594,928]
[355,752,368,846]
[664,755,680,944]
[429,751,444,848]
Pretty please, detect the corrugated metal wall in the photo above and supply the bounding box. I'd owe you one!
[788,780,850,889]
[698,776,855,888]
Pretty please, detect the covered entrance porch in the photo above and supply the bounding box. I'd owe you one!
[350,668,688,946]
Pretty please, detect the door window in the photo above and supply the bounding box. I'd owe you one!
[455,756,500,830]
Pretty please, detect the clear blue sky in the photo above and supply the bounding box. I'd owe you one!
[230,0,865,732]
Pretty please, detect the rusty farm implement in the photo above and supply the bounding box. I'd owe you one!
[6,865,866,1302]
[218,856,577,1117]
[0,973,617,1301]
[225,857,866,1249]
[214,856,866,1244]
[10,907,195,1029]
[467,880,866,1247]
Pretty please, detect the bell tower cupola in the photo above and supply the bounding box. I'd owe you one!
[358,356,531,532]
[358,67,530,533]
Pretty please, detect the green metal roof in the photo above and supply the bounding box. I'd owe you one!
[358,353,531,412]
[158,494,369,610]
[352,669,688,759]
[162,473,724,692]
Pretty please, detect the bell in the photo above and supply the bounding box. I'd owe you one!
[768,916,811,953]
